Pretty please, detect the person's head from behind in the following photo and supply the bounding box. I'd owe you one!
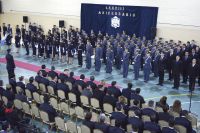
[29,77,34,83]
[116,103,122,111]
[160,96,167,105]
[85,112,92,121]
[6,84,12,91]
[7,49,11,54]
[135,88,141,94]
[168,118,175,128]
[162,106,168,113]
[150,114,157,122]
[148,100,154,108]
[133,100,139,106]
[41,64,46,70]
[111,81,117,86]
[80,74,85,80]
[99,113,106,123]
[19,76,24,82]
[172,100,181,112]
[70,72,74,77]
[127,82,132,89]
[90,76,95,81]
[51,66,55,71]
[64,69,69,75]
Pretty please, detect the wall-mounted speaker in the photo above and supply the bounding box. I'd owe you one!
[23,16,28,23]
[59,20,64,28]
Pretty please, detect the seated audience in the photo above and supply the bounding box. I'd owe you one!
[108,120,125,133]
[16,76,26,91]
[48,66,58,79]
[39,95,57,122]
[128,109,144,133]
[4,102,21,127]
[39,64,47,77]
[58,69,69,82]
[158,106,174,122]
[122,82,134,105]
[94,113,109,133]
[162,118,177,133]
[71,84,81,105]
[143,115,161,133]
[86,76,97,89]
[92,85,106,109]
[81,84,93,99]
[57,78,70,98]
[170,100,182,114]
[2,84,15,102]
[48,76,58,94]
[103,92,117,110]
[142,100,158,122]
[66,72,76,84]
[9,75,17,94]
[75,74,87,89]
[107,81,121,98]
[156,96,169,110]
[82,112,95,132]
[131,88,145,108]
[26,77,37,93]
[111,103,128,129]
[15,90,27,103]
[40,72,49,87]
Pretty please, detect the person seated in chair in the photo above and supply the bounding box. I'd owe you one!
[81,84,93,99]
[35,70,43,83]
[158,106,174,122]
[94,113,109,133]
[82,112,95,132]
[48,66,58,79]
[131,88,145,108]
[9,75,17,94]
[142,100,158,122]
[162,118,177,133]
[38,64,47,77]
[57,79,70,98]
[48,76,58,94]
[58,69,69,82]
[156,96,169,110]
[92,85,106,110]
[75,74,87,90]
[39,95,57,122]
[110,103,128,129]
[107,81,121,99]
[26,77,37,93]
[122,83,135,105]
[103,92,117,110]
[16,76,26,92]
[15,90,27,103]
[40,72,49,87]
[175,110,195,133]
[66,72,76,85]
[86,76,97,89]
[0,100,6,121]
[71,84,81,105]
[108,119,125,133]
[128,109,144,133]
[143,115,161,133]
[2,84,15,102]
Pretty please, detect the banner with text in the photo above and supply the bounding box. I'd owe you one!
[81,3,158,40]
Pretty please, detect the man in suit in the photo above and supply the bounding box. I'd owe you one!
[189,59,199,91]
[82,112,95,132]
[143,115,162,133]
[86,76,97,89]
[172,56,182,89]
[108,120,125,133]
[6,49,15,79]
[48,66,58,79]
[162,119,177,133]
[40,72,49,88]
[66,72,76,85]
[26,77,37,93]
[39,64,47,77]
[111,104,128,129]
[39,95,57,122]
[182,52,191,84]
[48,76,57,94]
[57,79,70,98]
[95,113,109,133]
[92,85,106,110]
[9,75,17,94]
[166,49,175,81]
[75,74,87,90]
[16,76,26,92]
[24,31,30,55]
[142,100,158,122]
[157,52,166,86]
[81,85,93,99]
[107,81,121,99]
[58,69,69,82]
[2,84,15,102]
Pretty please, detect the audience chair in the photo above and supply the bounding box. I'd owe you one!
[2,96,8,105]
[14,99,23,110]
[47,86,55,95]
[142,115,151,122]
[155,106,163,112]
[39,110,55,129]
[59,101,70,115]
[33,81,39,90]
[16,86,23,94]
[33,92,42,104]
[91,98,100,109]
[66,82,72,90]
[81,125,91,133]
[22,102,32,116]
[25,89,32,99]
[158,120,169,128]
[50,97,59,110]
[93,129,103,133]
[103,103,114,114]
[174,124,187,133]
[66,121,78,133]
[186,113,198,130]
[31,104,40,119]
[80,95,90,107]
[55,116,66,132]
[39,83,46,93]
[57,90,66,100]
[68,92,77,103]
[169,110,180,118]
[126,124,132,133]
[24,78,29,85]
[143,130,151,133]
[75,106,85,119]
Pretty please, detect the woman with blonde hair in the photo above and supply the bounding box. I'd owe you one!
[171,100,182,114]
[156,96,169,110]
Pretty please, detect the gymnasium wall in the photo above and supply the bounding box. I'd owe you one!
[0,0,200,43]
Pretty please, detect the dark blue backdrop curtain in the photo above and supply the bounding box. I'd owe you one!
[81,3,158,40]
